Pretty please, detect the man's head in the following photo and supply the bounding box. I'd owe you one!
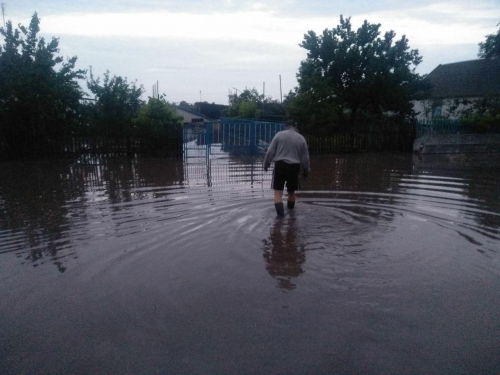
[284,120,297,129]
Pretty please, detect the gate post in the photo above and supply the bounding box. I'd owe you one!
[249,121,256,155]
[182,124,188,163]
[205,122,212,162]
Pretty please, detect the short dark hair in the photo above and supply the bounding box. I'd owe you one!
[284,119,296,127]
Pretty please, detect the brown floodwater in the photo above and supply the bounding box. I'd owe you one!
[0,151,499,374]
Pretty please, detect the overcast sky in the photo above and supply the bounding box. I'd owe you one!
[4,0,500,104]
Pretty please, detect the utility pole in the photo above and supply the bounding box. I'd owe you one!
[152,81,160,99]
[279,75,282,104]
[1,3,6,29]
[263,81,265,97]
[232,87,239,97]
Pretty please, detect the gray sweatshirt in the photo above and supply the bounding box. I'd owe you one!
[263,127,310,173]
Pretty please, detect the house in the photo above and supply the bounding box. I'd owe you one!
[413,58,500,120]
[174,106,211,125]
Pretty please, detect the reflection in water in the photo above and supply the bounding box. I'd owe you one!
[1,153,499,274]
[306,153,500,232]
[0,156,184,271]
[262,215,305,291]
[183,154,270,188]
[0,160,86,272]
[0,153,499,274]
[412,154,500,230]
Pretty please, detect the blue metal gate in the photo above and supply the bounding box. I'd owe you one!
[183,119,284,160]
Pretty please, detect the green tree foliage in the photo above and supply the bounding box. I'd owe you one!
[238,101,259,118]
[178,100,196,111]
[134,96,182,138]
[227,88,283,121]
[466,96,500,119]
[86,68,144,137]
[287,16,429,126]
[0,13,86,151]
[478,22,500,59]
[458,96,500,133]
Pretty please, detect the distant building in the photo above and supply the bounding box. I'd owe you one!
[413,58,500,120]
[174,106,211,125]
[194,102,228,120]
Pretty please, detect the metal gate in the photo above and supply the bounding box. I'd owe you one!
[183,119,284,160]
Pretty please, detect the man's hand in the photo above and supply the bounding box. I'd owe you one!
[264,166,268,172]
[302,171,309,179]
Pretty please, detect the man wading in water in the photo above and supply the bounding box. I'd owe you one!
[263,120,310,217]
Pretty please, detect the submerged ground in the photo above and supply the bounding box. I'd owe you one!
[0,152,499,374]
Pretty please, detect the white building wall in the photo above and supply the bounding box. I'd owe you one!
[412,98,476,121]
[175,108,209,124]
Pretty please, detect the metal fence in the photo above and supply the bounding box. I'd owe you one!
[416,119,500,138]
[0,132,182,159]
[183,119,284,161]
[302,119,416,154]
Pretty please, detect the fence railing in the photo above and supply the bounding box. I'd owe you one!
[183,119,416,157]
[183,119,284,160]
[301,120,416,154]
[3,117,500,159]
[0,133,183,159]
[416,118,500,138]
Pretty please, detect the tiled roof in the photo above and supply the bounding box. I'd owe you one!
[427,58,500,99]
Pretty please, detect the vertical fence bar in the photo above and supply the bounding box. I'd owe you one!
[249,121,256,155]
[224,121,227,149]
[205,122,212,161]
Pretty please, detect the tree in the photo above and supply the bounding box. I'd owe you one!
[227,88,259,118]
[177,101,226,120]
[86,68,144,137]
[457,96,500,134]
[0,13,86,153]
[134,96,182,138]
[178,100,196,111]
[227,88,283,120]
[194,102,225,120]
[288,16,429,125]
[478,22,500,59]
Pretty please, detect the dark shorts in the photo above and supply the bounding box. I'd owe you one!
[272,160,301,192]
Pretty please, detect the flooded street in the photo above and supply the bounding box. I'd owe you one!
[1,152,499,374]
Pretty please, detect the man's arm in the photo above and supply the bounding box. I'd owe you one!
[263,136,278,171]
[300,140,310,176]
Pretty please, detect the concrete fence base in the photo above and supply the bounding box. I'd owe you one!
[413,134,500,154]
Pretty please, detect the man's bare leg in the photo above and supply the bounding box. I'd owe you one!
[274,190,283,204]
[287,191,296,209]
[273,190,284,216]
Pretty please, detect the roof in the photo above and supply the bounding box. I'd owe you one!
[174,106,211,121]
[427,58,500,99]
